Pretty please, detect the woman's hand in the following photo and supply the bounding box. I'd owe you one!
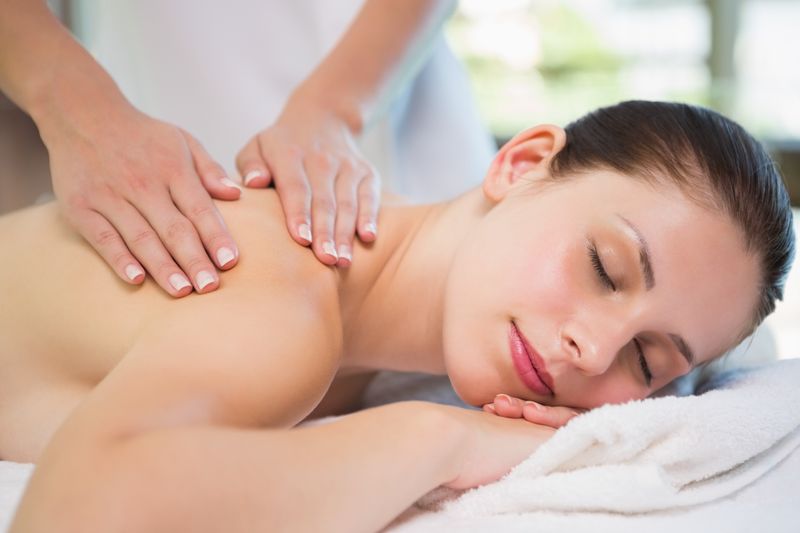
[482,393,589,429]
[235,91,380,268]
[45,103,242,297]
[430,404,557,491]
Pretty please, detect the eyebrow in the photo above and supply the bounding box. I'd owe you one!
[615,214,695,367]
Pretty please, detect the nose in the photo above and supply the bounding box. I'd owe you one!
[560,313,633,376]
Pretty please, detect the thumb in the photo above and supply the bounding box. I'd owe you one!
[181,129,241,201]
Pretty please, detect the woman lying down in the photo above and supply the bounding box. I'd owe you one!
[1,101,795,532]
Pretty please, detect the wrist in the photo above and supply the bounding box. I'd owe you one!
[31,69,135,148]
[288,82,367,136]
[405,401,471,486]
[25,39,134,145]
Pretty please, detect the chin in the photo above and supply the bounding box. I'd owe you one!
[444,359,495,407]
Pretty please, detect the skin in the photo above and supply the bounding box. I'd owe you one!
[0,0,455,292]
[1,124,761,531]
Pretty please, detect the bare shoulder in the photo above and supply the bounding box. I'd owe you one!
[59,191,345,442]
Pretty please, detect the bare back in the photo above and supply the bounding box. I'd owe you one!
[0,190,358,461]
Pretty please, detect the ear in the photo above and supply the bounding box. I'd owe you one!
[482,124,566,202]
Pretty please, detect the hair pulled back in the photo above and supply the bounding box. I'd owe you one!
[550,100,795,334]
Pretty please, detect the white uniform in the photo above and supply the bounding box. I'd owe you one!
[71,0,495,202]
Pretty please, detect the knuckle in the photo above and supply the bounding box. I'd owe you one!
[335,198,356,214]
[282,144,304,161]
[186,202,217,220]
[202,231,230,251]
[182,256,210,274]
[154,260,179,279]
[308,150,334,171]
[130,228,159,246]
[283,181,311,203]
[125,173,153,194]
[110,250,133,269]
[93,227,121,248]
[164,217,194,242]
[313,197,336,213]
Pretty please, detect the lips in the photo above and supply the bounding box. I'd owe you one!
[509,322,555,396]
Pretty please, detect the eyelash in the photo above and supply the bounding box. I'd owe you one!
[588,241,616,291]
[634,338,652,387]
[588,240,653,387]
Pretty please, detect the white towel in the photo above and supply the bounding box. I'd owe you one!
[410,359,800,518]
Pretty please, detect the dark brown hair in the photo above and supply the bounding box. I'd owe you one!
[549,100,795,338]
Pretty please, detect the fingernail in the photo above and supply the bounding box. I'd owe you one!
[298,223,312,243]
[124,264,144,281]
[168,273,192,292]
[363,222,377,237]
[243,169,264,186]
[216,246,236,268]
[524,400,544,411]
[196,270,215,290]
[221,177,242,191]
[322,241,338,259]
[495,394,511,406]
[337,244,352,262]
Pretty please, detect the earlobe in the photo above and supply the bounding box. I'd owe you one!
[482,124,566,202]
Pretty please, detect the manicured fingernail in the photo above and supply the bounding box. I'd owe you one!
[298,224,312,243]
[216,246,236,267]
[169,273,192,292]
[125,264,145,281]
[243,169,264,186]
[524,401,544,411]
[337,244,352,262]
[196,270,215,290]
[221,177,242,191]
[322,241,338,259]
[363,222,377,237]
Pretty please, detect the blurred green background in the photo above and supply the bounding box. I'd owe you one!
[445,0,800,204]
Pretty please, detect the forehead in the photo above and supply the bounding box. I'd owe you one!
[559,170,761,361]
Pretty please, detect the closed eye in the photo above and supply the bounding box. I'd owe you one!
[587,240,616,291]
[634,338,653,387]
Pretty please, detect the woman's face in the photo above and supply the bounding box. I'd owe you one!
[442,168,760,409]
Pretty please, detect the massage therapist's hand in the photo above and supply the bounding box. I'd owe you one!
[482,394,589,429]
[431,404,556,490]
[45,103,242,297]
[236,89,380,268]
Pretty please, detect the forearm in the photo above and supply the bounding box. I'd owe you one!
[294,0,456,133]
[0,0,130,138]
[10,401,464,533]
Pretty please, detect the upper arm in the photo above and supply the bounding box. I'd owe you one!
[62,288,342,443]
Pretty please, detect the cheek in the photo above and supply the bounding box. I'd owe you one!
[509,229,586,324]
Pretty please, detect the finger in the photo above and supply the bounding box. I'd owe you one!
[306,152,339,266]
[268,146,316,248]
[170,176,240,272]
[521,401,583,428]
[332,161,362,267]
[133,190,220,294]
[482,403,497,414]
[355,168,380,243]
[67,207,146,286]
[235,137,271,188]
[92,196,194,297]
[182,129,241,201]
[492,394,524,418]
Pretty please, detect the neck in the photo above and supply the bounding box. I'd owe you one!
[337,187,490,374]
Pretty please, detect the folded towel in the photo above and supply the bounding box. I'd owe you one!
[414,359,800,517]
